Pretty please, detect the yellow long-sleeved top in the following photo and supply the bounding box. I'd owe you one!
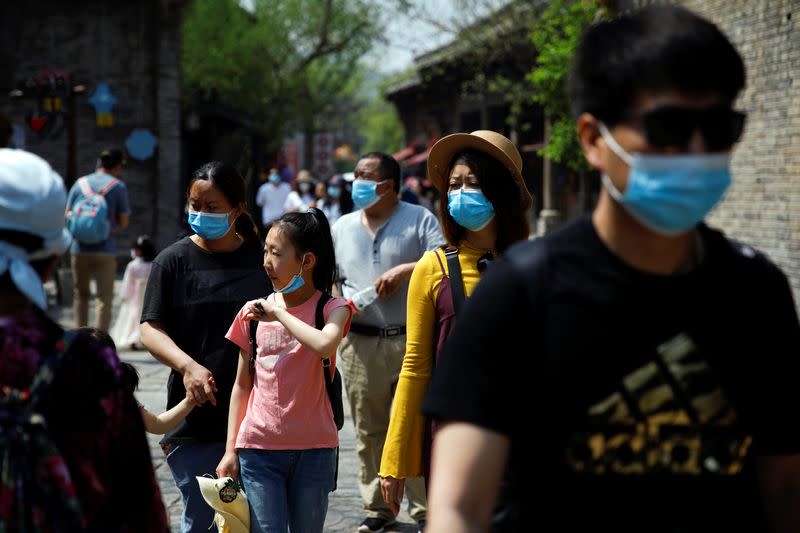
[379,241,486,479]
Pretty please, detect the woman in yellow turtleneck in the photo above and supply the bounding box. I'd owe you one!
[379,130,533,518]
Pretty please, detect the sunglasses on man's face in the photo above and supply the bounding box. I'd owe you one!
[621,105,746,151]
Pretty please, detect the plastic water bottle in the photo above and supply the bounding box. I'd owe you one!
[349,285,378,312]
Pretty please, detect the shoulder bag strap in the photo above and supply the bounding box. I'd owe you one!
[77,177,93,196]
[444,247,466,316]
[433,246,447,275]
[249,319,258,376]
[97,177,120,196]
[317,293,334,380]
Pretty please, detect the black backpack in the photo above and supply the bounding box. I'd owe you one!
[248,293,345,490]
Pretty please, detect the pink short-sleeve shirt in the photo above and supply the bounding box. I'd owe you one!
[225,291,351,450]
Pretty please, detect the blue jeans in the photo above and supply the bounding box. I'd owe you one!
[238,447,337,533]
[166,441,227,533]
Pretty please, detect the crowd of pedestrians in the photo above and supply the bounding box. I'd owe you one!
[0,4,799,533]
[256,167,354,230]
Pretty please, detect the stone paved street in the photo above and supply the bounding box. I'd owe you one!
[44,272,419,533]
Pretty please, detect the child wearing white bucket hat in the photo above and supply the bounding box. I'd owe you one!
[0,148,169,531]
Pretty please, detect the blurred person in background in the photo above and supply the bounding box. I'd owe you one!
[331,152,444,533]
[285,169,317,213]
[256,166,292,229]
[110,234,157,350]
[313,178,343,225]
[65,147,130,331]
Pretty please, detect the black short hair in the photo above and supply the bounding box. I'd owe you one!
[120,361,140,396]
[99,148,125,169]
[75,326,116,351]
[568,4,746,125]
[133,234,157,262]
[361,152,400,193]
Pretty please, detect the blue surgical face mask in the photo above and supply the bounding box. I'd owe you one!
[447,188,495,231]
[598,123,732,236]
[188,210,233,240]
[269,173,281,185]
[274,255,306,294]
[328,186,341,199]
[352,179,383,210]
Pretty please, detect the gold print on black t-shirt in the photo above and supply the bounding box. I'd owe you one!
[566,333,752,476]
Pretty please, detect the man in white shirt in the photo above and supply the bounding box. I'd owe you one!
[255,167,291,229]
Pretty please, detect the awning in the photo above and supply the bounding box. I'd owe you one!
[392,145,416,161]
[405,149,429,166]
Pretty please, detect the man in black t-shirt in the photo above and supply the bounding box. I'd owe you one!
[422,5,800,533]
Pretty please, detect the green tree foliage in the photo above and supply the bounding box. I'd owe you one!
[527,0,606,171]
[358,88,404,155]
[182,0,381,149]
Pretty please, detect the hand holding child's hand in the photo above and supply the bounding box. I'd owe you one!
[183,362,217,406]
[185,390,201,406]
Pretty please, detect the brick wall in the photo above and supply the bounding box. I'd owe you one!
[622,0,800,310]
[0,0,185,260]
[676,1,800,308]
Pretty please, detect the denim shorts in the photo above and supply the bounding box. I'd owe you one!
[238,447,337,533]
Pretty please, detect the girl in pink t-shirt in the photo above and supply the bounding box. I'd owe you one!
[218,207,351,533]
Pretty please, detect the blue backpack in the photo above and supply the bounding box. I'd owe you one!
[67,176,119,245]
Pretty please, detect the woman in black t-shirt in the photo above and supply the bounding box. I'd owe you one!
[141,161,269,532]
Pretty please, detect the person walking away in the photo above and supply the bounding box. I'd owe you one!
[379,131,531,525]
[110,234,156,350]
[422,5,800,533]
[0,148,168,531]
[140,161,270,533]
[313,178,343,225]
[331,152,444,533]
[255,167,291,229]
[65,147,130,331]
[217,208,352,533]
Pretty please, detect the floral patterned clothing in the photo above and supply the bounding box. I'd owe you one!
[0,308,168,532]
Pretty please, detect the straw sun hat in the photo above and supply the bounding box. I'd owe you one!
[426,130,532,210]
[196,476,250,533]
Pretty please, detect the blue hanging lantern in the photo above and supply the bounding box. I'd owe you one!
[88,83,117,127]
[125,128,158,160]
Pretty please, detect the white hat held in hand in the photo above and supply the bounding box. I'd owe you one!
[196,475,250,533]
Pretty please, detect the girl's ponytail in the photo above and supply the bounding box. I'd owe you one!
[235,211,261,248]
[307,208,336,294]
